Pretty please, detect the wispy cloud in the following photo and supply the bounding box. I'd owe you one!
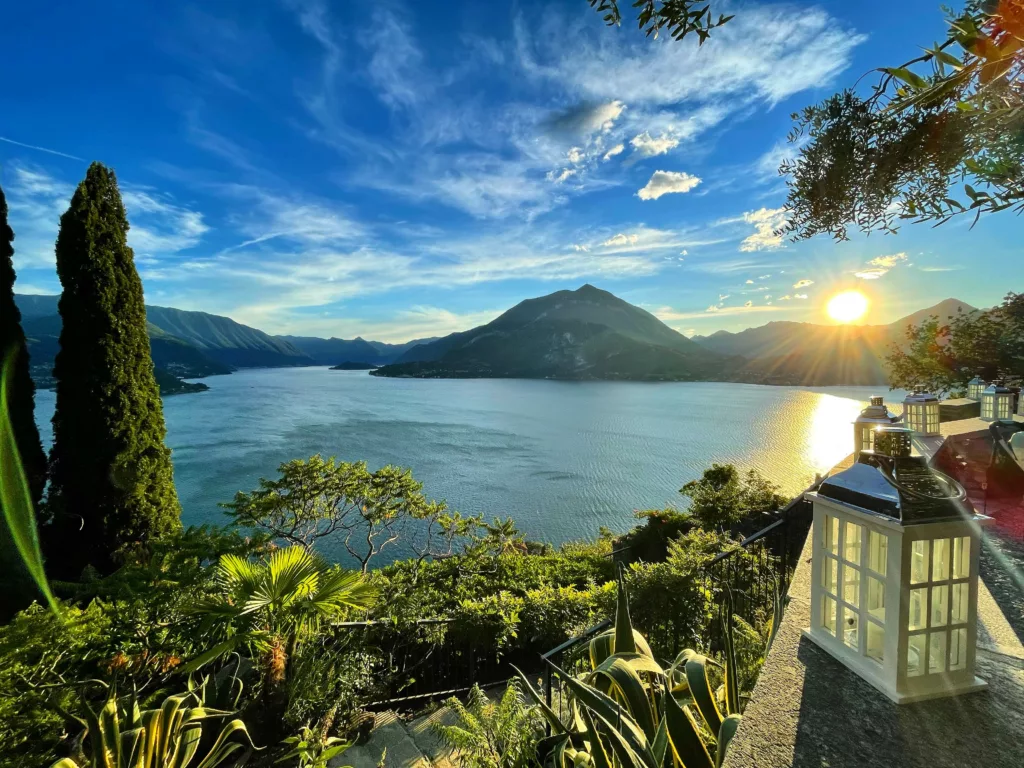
[793,279,814,289]
[629,132,679,159]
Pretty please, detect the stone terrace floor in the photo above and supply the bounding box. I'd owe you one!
[723,525,1024,768]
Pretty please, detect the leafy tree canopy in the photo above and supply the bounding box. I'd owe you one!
[886,291,1024,394]
[587,0,732,43]
[780,1,1024,241]
[679,463,786,531]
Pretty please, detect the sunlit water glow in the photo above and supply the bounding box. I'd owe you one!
[33,369,905,562]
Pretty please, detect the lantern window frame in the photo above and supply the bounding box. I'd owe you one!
[805,493,986,704]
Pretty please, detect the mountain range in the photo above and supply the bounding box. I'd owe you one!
[375,284,734,381]
[15,290,976,392]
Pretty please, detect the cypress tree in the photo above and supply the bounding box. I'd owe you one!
[1,182,50,615]
[46,162,180,576]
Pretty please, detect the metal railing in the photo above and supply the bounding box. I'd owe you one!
[328,618,518,708]
[540,483,817,719]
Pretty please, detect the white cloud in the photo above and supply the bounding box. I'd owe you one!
[758,274,772,280]
[793,279,814,289]
[637,171,702,200]
[572,243,590,252]
[567,146,585,164]
[718,294,730,301]
[630,132,679,158]
[680,249,688,256]
[744,300,753,307]
[602,233,638,247]
[705,305,720,313]
[778,294,792,301]
[855,252,908,279]
[739,207,787,251]
[745,279,755,284]
[603,143,624,161]
[794,293,808,299]
[546,168,577,184]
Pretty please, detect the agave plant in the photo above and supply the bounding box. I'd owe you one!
[49,684,256,768]
[185,546,377,688]
[516,569,764,768]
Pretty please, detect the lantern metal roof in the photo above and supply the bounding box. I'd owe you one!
[983,383,1012,396]
[903,392,940,404]
[855,395,899,425]
[818,453,973,526]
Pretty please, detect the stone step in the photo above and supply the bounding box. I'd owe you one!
[330,712,431,768]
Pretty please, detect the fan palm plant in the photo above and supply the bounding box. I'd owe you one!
[185,546,377,699]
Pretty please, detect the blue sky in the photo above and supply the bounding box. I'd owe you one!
[1,0,1019,342]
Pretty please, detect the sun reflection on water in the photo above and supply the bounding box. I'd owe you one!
[807,394,866,471]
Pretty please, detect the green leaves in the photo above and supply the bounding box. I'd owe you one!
[48,688,258,768]
[0,346,56,612]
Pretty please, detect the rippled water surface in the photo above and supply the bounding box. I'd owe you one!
[34,368,905,557]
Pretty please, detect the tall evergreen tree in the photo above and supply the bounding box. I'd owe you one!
[46,162,180,576]
[0,184,47,506]
[1,182,50,615]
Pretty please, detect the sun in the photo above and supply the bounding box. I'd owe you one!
[827,291,870,323]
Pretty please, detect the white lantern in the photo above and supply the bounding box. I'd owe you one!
[903,392,940,436]
[854,396,899,456]
[1017,390,1024,417]
[980,384,1014,422]
[966,377,986,401]
[804,427,986,704]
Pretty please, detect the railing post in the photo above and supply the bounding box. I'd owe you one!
[544,663,553,736]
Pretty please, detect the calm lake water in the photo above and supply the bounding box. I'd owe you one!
[33,369,905,561]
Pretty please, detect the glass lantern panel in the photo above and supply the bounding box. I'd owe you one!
[844,522,862,564]
[929,632,947,674]
[951,582,969,625]
[822,556,837,593]
[843,606,859,650]
[932,538,950,581]
[982,397,994,420]
[909,588,927,630]
[907,634,926,677]
[952,536,971,579]
[867,576,885,621]
[949,627,968,671]
[926,407,940,434]
[866,621,884,663]
[822,596,837,635]
[868,531,887,576]
[930,585,948,627]
[843,564,861,606]
[910,540,929,584]
[997,397,1012,419]
[823,515,839,555]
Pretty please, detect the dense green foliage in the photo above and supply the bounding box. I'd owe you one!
[886,292,1024,393]
[679,464,787,532]
[46,162,181,577]
[781,2,1023,241]
[1,449,781,768]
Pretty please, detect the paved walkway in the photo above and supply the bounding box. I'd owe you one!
[722,535,1024,768]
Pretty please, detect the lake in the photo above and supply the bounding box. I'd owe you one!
[33,368,905,561]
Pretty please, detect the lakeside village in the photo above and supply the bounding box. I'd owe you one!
[3,377,1023,768]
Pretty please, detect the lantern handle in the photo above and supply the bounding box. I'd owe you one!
[874,456,968,503]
